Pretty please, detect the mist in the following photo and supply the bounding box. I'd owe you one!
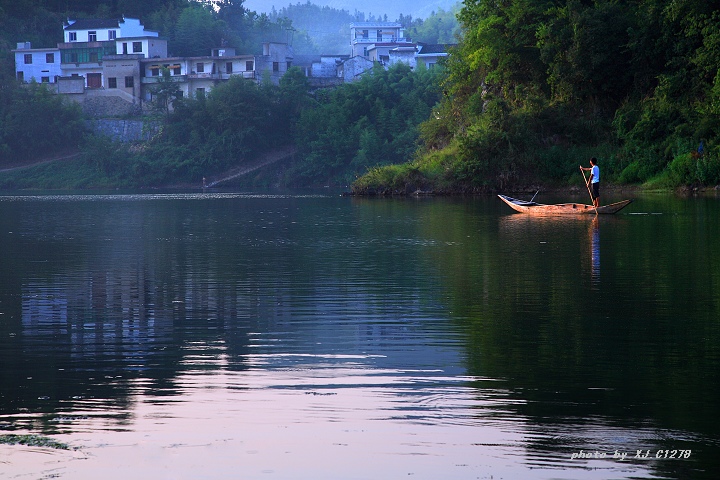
[244,0,457,22]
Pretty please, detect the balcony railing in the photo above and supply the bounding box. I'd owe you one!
[141,71,255,82]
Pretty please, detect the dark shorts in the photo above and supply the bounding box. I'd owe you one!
[591,182,600,200]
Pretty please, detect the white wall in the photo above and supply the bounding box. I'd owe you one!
[119,18,158,38]
[14,47,62,83]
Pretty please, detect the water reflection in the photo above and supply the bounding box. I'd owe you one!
[1,193,718,479]
[590,217,600,285]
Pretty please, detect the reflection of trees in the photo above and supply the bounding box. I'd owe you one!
[2,195,719,478]
[1,196,449,432]
[422,204,720,473]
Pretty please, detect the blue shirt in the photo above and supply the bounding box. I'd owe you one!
[591,165,600,183]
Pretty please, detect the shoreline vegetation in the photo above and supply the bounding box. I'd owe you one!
[1,1,719,193]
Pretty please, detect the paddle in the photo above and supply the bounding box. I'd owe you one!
[580,167,598,215]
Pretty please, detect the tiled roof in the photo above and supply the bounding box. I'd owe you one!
[417,43,456,54]
[65,18,120,30]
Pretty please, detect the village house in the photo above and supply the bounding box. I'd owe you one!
[13,16,293,115]
[349,22,411,59]
[13,42,62,84]
[13,15,452,112]
[415,43,452,70]
[140,42,292,101]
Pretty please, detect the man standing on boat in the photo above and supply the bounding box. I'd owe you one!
[580,157,600,208]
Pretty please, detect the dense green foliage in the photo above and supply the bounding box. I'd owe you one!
[288,64,442,186]
[267,2,461,54]
[354,0,720,193]
[84,73,304,186]
[0,82,83,165]
[399,6,461,45]
[268,2,366,55]
[4,0,718,191]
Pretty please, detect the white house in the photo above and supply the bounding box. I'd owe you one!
[56,17,164,89]
[367,44,417,67]
[141,48,257,101]
[63,17,158,43]
[415,43,453,69]
[12,42,62,83]
[349,22,409,58]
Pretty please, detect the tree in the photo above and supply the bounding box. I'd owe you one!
[173,3,223,57]
[149,68,182,116]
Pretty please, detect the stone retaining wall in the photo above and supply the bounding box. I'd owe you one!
[87,119,159,143]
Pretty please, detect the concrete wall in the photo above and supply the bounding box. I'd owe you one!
[87,119,160,142]
[58,76,85,94]
[341,56,374,83]
[62,88,141,117]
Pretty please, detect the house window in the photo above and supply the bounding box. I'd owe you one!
[108,77,117,88]
[226,62,232,74]
[125,76,134,88]
[173,66,181,75]
[196,63,204,73]
[273,62,279,72]
[41,76,50,83]
[362,30,368,38]
[17,71,24,81]
[152,67,159,76]
[46,53,54,63]
[69,32,77,41]
[196,87,205,97]
[109,30,116,40]
[246,60,253,71]
[122,43,128,54]
[24,54,32,64]
[132,42,142,53]
[88,31,97,42]
[377,30,382,40]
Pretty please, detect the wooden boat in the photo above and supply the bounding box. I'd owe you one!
[498,194,632,215]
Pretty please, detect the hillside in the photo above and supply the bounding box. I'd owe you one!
[245,0,457,21]
[352,0,720,194]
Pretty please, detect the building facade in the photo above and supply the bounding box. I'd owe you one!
[13,16,452,113]
[13,42,62,84]
[14,15,294,114]
[349,22,410,58]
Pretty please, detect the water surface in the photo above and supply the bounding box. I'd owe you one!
[0,191,718,479]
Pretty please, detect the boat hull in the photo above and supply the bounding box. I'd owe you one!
[498,194,632,215]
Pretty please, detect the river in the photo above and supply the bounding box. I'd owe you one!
[0,190,718,479]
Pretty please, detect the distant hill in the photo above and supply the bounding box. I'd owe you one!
[244,0,457,21]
